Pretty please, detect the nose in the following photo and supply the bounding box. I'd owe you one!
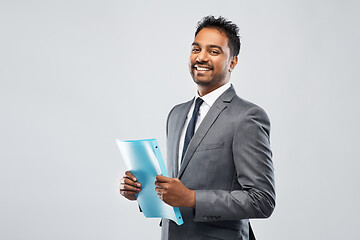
[196,50,209,63]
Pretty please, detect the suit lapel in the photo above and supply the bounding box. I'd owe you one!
[177,86,236,179]
[171,98,193,176]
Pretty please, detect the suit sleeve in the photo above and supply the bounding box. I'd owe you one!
[194,106,275,221]
[166,105,177,138]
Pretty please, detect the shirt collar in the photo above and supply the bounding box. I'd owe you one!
[195,82,231,108]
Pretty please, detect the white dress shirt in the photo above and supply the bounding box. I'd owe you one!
[178,82,231,170]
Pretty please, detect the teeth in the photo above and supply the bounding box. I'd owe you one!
[196,67,210,71]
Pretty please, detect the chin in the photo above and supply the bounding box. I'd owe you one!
[193,78,213,86]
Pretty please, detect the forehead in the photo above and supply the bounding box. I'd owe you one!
[193,28,229,49]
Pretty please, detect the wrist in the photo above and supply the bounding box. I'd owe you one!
[186,190,195,208]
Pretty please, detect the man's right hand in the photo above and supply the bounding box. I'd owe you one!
[119,171,142,201]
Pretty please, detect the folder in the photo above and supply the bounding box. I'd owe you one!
[116,139,183,225]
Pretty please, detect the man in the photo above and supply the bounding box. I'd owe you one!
[120,16,275,240]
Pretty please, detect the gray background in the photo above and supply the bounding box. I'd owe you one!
[1,0,359,239]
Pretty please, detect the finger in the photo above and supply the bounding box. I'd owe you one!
[157,192,164,201]
[120,176,141,188]
[154,181,166,188]
[123,178,141,188]
[155,187,162,193]
[120,189,137,196]
[120,190,137,200]
[125,171,137,182]
[156,175,170,182]
[120,183,141,192]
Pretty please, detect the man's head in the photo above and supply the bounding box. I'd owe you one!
[195,16,241,57]
[189,16,240,96]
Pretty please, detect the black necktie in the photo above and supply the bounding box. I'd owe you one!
[181,97,204,162]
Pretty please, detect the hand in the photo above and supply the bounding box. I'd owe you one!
[155,175,195,208]
[119,171,141,201]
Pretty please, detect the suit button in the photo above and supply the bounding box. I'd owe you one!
[203,216,208,220]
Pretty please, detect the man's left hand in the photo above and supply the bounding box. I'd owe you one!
[155,175,195,208]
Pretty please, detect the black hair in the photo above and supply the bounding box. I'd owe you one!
[195,15,241,57]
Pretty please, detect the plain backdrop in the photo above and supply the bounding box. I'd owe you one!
[1,0,359,239]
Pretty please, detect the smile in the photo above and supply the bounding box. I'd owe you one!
[196,67,211,71]
[194,65,212,71]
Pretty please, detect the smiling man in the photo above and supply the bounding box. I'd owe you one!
[189,28,237,95]
[120,16,275,240]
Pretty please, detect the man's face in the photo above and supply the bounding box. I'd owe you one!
[189,28,235,89]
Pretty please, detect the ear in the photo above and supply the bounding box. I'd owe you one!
[229,56,238,72]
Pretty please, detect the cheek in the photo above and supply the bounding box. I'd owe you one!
[188,59,192,68]
[214,60,227,72]
[188,62,194,73]
[189,56,196,66]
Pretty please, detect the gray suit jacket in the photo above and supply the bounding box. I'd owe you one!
[161,85,275,240]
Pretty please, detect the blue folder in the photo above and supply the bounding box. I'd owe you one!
[116,139,183,225]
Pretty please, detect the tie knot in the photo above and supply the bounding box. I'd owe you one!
[195,97,204,110]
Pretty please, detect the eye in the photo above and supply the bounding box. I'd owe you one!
[192,48,200,53]
[210,50,220,55]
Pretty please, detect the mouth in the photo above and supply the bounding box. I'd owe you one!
[194,64,212,73]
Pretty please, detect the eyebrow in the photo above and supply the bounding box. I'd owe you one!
[191,42,223,52]
[209,44,223,51]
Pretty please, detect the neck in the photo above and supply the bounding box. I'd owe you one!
[197,80,230,97]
